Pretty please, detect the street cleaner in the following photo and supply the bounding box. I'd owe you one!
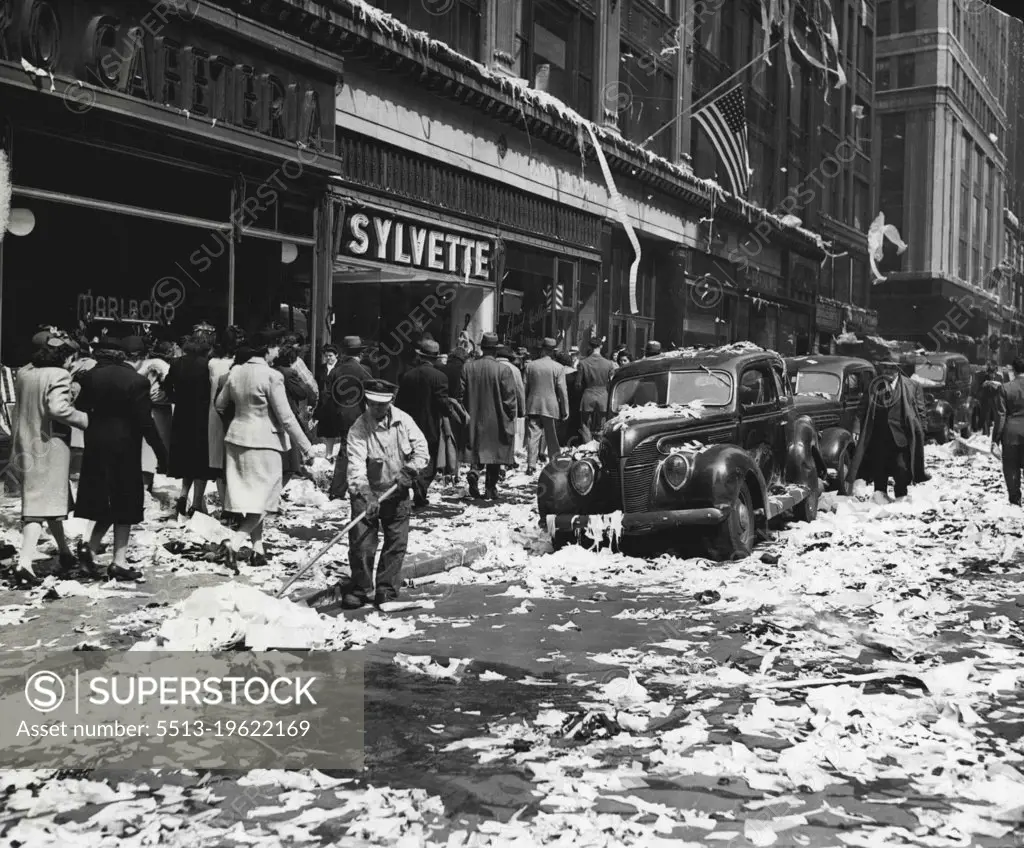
[308,379,429,613]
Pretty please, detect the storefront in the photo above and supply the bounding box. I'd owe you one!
[0,0,340,365]
[328,133,604,379]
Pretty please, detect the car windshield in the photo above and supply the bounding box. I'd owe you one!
[914,363,946,382]
[794,371,841,397]
[610,370,733,411]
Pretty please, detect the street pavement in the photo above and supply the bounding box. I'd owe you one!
[2,440,1024,846]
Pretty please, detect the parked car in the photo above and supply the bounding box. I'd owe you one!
[537,344,827,561]
[784,355,876,494]
[904,352,977,442]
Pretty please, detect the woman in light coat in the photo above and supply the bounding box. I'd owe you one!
[11,333,89,586]
[215,327,321,568]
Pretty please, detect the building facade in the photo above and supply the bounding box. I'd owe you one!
[871,0,1022,358]
[0,0,343,365]
[323,0,843,370]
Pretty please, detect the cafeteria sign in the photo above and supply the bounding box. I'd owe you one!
[337,207,493,282]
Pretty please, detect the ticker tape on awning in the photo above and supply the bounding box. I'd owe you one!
[583,123,640,315]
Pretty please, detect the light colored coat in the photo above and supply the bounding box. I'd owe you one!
[500,359,526,418]
[524,355,569,419]
[12,365,88,518]
[215,358,312,454]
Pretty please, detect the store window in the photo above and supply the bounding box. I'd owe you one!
[860,26,874,74]
[521,0,595,119]
[897,54,916,88]
[880,113,906,237]
[619,43,675,160]
[370,0,481,60]
[748,303,778,350]
[876,58,891,91]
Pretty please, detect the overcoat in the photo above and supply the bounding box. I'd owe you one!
[12,365,88,519]
[316,356,371,438]
[75,357,167,525]
[576,352,616,413]
[524,355,569,419]
[459,354,518,465]
[164,352,213,480]
[396,362,450,450]
[847,374,928,487]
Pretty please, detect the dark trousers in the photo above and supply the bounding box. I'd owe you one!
[328,427,353,500]
[1002,441,1024,505]
[468,464,500,492]
[871,426,911,498]
[980,401,997,436]
[527,416,561,469]
[412,446,438,504]
[349,494,411,599]
[580,410,606,444]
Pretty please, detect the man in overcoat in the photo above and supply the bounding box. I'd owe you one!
[847,367,928,504]
[524,337,568,474]
[976,360,1006,437]
[396,339,449,507]
[325,336,373,500]
[992,357,1024,504]
[496,344,526,470]
[460,332,518,500]
[75,336,167,580]
[576,336,616,443]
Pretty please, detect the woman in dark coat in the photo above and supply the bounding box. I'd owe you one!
[75,336,167,581]
[165,326,216,516]
[274,343,317,484]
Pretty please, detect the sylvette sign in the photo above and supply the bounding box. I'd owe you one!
[337,207,494,282]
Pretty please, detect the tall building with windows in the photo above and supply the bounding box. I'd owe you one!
[871,0,1021,354]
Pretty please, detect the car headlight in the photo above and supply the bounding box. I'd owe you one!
[662,453,693,491]
[569,460,596,495]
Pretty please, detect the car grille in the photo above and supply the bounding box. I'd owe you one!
[622,441,662,513]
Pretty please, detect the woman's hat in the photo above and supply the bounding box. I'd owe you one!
[364,379,397,403]
[121,335,146,355]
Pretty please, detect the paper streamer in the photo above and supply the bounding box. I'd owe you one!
[0,150,10,243]
[584,123,641,315]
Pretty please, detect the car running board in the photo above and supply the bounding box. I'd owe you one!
[765,480,822,520]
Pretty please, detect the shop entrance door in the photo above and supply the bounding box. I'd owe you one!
[630,319,653,359]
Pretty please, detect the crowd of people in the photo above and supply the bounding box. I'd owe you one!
[3,320,660,609]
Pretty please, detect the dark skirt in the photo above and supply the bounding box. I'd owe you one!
[169,403,215,480]
[76,443,145,525]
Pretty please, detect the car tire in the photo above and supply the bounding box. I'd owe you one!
[550,530,574,551]
[834,450,852,496]
[705,481,755,562]
[793,479,820,522]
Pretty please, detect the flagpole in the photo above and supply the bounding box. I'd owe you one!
[640,42,777,151]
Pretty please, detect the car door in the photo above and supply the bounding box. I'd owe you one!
[841,368,864,432]
[738,361,782,484]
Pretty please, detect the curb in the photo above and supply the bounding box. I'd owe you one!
[402,542,489,581]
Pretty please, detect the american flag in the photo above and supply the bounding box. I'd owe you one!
[694,85,751,197]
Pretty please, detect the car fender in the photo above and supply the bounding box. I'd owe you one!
[537,456,611,516]
[688,444,769,517]
[786,415,824,487]
[818,426,854,471]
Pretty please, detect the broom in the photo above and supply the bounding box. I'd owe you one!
[277,484,399,600]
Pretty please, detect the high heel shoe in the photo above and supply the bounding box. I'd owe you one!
[75,542,103,580]
[10,566,42,589]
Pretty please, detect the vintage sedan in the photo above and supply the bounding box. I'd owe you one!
[906,352,977,442]
[784,355,876,494]
[537,343,827,561]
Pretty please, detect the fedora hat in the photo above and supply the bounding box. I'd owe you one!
[417,338,440,358]
[342,335,366,353]
[542,337,557,350]
[645,340,663,356]
[480,332,499,349]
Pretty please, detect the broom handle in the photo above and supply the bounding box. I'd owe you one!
[277,484,400,599]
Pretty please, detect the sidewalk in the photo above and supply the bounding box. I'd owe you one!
[0,466,539,648]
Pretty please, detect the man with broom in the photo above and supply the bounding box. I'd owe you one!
[307,379,429,613]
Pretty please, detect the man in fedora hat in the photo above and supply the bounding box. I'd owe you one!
[644,340,663,357]
[460,332,518,500]
[320,336,373,500]
[312,379,428,611]
[524,337,569,474]
[577,334,616,442]
[396,338,449,507]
